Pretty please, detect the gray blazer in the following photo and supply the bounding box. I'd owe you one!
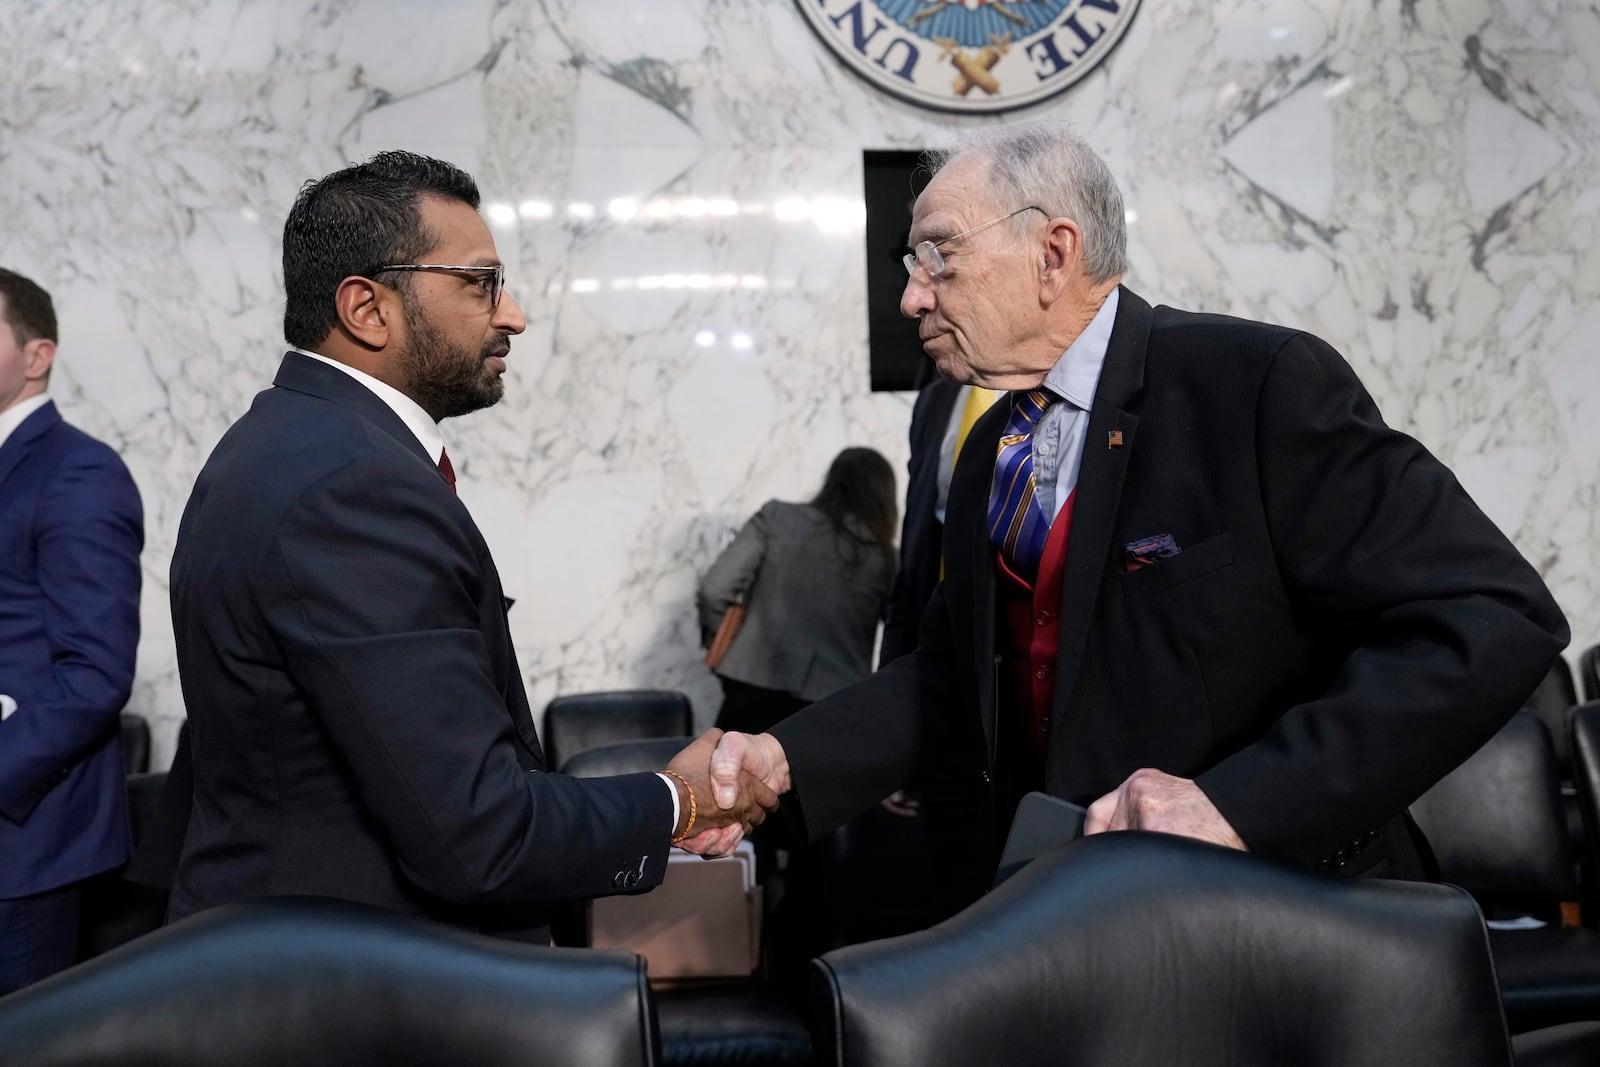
[698,500,895,703]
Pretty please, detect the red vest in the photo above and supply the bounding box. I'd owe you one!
[994,490,1075,792]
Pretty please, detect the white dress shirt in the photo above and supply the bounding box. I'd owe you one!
[0,393,51,452]
[1031,287,1119,521]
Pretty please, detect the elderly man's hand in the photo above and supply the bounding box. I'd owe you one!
[1084,768,1246,851]
[664,730,779,849]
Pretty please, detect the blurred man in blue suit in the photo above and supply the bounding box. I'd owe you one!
[0,268,144,994]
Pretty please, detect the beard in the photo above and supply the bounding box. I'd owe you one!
[400,299,508,421]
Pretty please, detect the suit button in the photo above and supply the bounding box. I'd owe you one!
[1035,610,1052,626]
[981,771,992,784]
[1035,665,1050,680]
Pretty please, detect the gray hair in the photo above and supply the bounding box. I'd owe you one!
[927,121,1127,284]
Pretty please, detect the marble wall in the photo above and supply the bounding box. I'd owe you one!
[2,0,1596,767]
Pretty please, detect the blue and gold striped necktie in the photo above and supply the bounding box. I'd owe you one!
[988,388,1056,581]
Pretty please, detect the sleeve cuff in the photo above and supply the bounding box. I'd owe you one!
[656,772,681,837]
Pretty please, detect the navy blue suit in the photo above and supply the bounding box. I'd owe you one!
[0,400,143,987]
[167,354,672,938]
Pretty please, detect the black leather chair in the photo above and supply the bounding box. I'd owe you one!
[560,737,689,778]
[1525,656,1578,774]
[811,832,1512,1066]
[1520,657,1584,853]
[543,690,693,773]
[1567,702,1600,923]
[118,713,150,775]
[4,898,659,1067]
[77,770,172,959]
[563,739,811,1067]
[1580,644,1600,704]
[1410,711,1600,1033]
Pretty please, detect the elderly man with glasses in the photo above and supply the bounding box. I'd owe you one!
[687,120,1567,909]
[157,150,775,940]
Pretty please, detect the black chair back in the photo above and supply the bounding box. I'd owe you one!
[560,737,689,778]
[1410,711,1575,919]
[78,771,172,959]
[1569,703,1600,919]
[811,833,1511,1067]
[542,690,692,772]
[119,713,151,776]
[1408,712,1600,1035]
[1581,644,1600,705]
[6,898,658,1067]
[1524,657,1578,772]
[124,721,191,890]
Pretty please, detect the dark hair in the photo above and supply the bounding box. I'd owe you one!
[0,268,58,346]
[811,447,898,553]
[281,150,481,350]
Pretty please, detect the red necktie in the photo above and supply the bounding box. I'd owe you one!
[438,448,457,493]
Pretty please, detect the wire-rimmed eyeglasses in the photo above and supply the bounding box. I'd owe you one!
[902,206,1048,278]
[371,263,506,308]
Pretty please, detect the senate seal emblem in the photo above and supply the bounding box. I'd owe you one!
[794,0,1141,114]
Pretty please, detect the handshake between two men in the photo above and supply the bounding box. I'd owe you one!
[665,729,1247,856]
[661,728,787,850]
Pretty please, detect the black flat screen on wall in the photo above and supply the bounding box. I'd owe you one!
[864,149,937,392]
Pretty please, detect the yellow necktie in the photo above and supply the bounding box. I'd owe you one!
[940,387,1001,580]
[953,387,1001,465]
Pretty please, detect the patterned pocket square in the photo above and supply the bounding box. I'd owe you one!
[1123,533,1181,572]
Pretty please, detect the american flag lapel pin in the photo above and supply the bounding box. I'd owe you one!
[1108,429,1124,448]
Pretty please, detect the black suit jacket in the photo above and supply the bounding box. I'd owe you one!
[167,353,672,935]
[774,288,1567,882]
[880,378,962,666]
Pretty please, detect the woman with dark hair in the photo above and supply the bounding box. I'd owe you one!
[697,447,898,736]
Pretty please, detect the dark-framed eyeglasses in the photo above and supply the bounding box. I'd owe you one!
[371,263,506,308]
[902,206,1048,278]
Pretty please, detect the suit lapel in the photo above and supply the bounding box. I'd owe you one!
[946,396,1011,770]
[1051,288,1152,715]
[0,401,60,497]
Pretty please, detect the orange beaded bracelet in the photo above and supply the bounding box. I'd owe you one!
[663,769,697,844]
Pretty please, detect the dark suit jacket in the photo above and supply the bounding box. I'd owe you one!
[880,378,961,666]
[0,401,143,898]
[773,288,1568,884]
[167,353,672,934]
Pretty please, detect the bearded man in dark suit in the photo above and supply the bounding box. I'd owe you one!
[693,121,1567,908]
[167,151,772,939]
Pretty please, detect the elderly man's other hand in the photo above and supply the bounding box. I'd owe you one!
[1084,768,1246,851]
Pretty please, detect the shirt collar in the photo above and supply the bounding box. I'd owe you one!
[0,393,52,452]
[292,348,445,465]
[1042,287,1119,411]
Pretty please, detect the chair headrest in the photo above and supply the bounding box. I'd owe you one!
[561,737,689,778]
[813,832,1509,1067]
[0,898,657,1067]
